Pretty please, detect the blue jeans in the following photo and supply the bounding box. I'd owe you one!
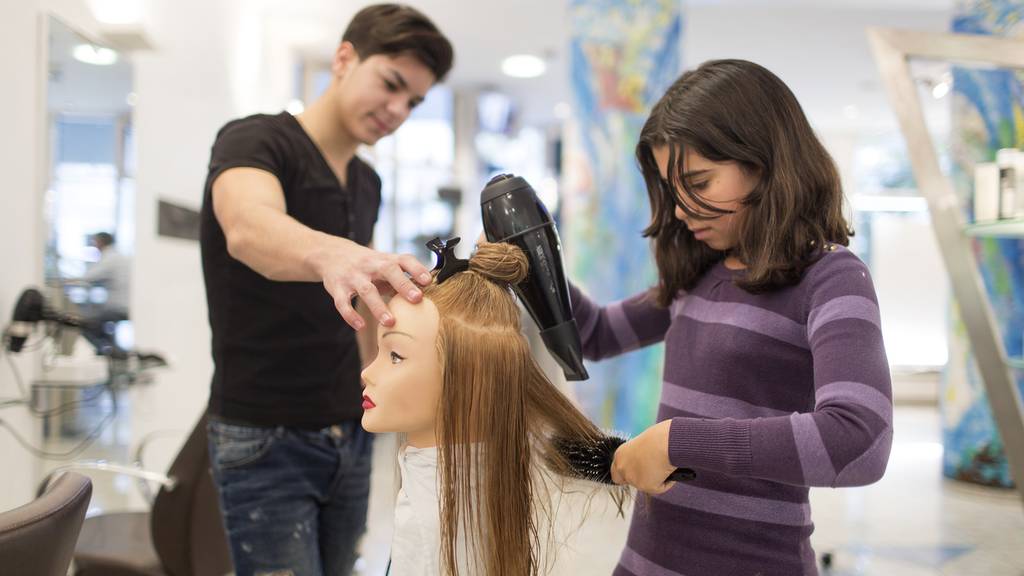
[207,418,373,576]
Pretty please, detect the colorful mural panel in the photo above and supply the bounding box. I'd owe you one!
[945,0,1024,487]
[564,0,682,434]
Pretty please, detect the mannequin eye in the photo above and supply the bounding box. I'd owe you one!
[390,351,405,364]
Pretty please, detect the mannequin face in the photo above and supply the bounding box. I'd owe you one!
[361,297,443,447]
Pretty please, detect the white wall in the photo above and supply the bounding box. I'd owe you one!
[871,211,949,367]
[0,0,47,513]
[124,0,237,473]
[684,5,951,132]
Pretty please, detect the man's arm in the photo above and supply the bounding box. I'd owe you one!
[212,167,432,330]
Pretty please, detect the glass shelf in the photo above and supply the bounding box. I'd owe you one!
[964,219,1024,238]
[1008,357,1024,370]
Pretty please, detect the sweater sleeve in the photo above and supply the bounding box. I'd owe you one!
[569,282,672,361]
[666,253,893,488]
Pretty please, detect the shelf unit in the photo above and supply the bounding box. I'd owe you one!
[870,28,1024,507]
[964,219,1024,238]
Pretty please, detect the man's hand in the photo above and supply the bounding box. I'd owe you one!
[316,242,433,330]
[611,419,677,495]
[211,167,434,330]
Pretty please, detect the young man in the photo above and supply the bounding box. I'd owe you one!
[199,5,453,574]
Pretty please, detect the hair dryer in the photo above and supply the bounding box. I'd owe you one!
[480,174,589,381]
[4,288,80,353]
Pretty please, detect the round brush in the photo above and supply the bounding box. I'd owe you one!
[553,434,697,485]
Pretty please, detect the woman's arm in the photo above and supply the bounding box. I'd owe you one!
[569,283,672,361]
[615,255,892,491]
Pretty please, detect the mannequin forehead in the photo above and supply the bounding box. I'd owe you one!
[385,297,440,343]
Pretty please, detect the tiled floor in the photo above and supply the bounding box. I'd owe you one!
[39,395,1024,575]
[807,407,1024,576]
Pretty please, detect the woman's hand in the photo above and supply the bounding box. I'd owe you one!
[611,419,676,495]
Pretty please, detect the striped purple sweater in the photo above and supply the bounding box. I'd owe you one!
[570,246,892,576]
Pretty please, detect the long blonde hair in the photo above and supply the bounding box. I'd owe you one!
[423,241,623,576]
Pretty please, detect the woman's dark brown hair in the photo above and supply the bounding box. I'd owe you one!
[637,59,851,304]
[342,3,454,81]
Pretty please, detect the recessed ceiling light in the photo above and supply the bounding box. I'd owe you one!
[501,54,546,79]
[72,44,118,66]
[88,0,143,25]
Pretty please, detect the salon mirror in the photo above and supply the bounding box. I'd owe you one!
[43,15,135,352]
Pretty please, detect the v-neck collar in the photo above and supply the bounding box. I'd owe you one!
[283,111,357,192]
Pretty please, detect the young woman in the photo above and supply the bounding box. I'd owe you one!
[574,59,893,575]
[360,241,626,576]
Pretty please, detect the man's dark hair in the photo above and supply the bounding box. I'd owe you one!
[91,232,115,248]
[342,4,454,82]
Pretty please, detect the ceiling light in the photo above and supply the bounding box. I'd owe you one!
[72,44,118,66]
[932,81,951,99]
[88,0,143,25]
[501,54,546,79]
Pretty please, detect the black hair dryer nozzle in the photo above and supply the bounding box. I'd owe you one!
[480,174,589,381]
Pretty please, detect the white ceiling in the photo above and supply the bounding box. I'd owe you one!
[53,0,958,132]
[258,0,955,130]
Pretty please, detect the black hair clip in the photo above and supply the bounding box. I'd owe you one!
[426,236,470,284]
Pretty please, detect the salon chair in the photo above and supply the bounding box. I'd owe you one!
[38,412,232,576]
[0,471,93,575]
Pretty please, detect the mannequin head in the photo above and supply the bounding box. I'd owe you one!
[360,296,442,448]
[361,242,621,576]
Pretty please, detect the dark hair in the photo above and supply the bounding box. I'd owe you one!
[637,59,851,304]
[342,4,454,82]
[91,232,115,248]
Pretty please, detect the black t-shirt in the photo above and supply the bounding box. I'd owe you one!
[200,112,381,428]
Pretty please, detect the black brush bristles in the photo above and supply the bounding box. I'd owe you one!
[554,434,697,485]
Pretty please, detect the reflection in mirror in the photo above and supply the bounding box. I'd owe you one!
[44,16,135,354]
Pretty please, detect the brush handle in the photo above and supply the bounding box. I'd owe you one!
[667,467,697,482]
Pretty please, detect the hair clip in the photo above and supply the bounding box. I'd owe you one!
[426,236,470,284]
